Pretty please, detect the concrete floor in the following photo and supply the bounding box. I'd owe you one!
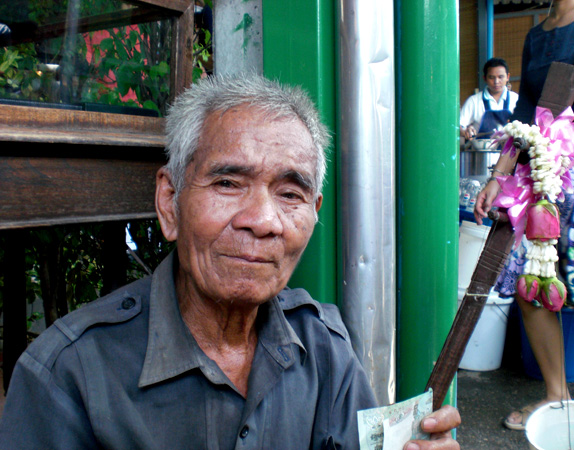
[456,300,574,449]
[456,366,561,449]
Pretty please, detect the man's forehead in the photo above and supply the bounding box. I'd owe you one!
[195,107,316,164]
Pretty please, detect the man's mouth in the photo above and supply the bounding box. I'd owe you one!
[227,254,274,264]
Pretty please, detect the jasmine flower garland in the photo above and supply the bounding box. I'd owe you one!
[496,118,570,311]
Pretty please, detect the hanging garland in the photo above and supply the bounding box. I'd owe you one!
[491,107,574,311]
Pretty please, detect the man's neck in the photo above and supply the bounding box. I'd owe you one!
[487,87,504,103]
[176,274,259,397]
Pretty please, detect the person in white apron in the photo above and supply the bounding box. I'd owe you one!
[460,58,519,141]
[477,89,512,137]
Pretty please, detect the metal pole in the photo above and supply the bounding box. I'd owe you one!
[478,2,488,91]
[487,0,494,60]
[337,0,396,407]
[395,0,459,404]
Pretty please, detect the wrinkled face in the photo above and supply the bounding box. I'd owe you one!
[485,66,509,96]
[160,106,322,307]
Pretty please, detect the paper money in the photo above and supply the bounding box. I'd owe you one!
[357,389,433,450]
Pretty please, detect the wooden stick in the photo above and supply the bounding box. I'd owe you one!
[426,220,514,410]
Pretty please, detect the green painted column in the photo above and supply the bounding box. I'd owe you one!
[395,0,460,403]
[262,0,338,304]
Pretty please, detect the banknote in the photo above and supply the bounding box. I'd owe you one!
[357,389,433,450]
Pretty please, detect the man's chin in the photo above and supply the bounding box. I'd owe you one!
[211,280,287,307]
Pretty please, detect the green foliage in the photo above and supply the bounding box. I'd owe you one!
[27,312,44,331]
[81,21,173,115]
[22,226,104,316]
[60,225,105,310]
[0,0,218,116]
[0,220,173,329]
[0,44,54,101]
[192,28,212,84]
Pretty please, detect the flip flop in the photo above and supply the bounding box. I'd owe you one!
[503,404,538,431]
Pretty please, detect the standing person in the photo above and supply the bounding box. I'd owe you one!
[474,0,574,431]
[460,57,519,141]
[0,74,461,449]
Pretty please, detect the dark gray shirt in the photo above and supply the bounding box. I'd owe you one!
[0,253,377,449]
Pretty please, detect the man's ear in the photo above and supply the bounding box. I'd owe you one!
[155,167,179,242]
[315,193,323,215]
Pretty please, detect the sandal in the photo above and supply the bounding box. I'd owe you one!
[503,404,538,431]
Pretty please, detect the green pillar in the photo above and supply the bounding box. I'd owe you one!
[396,0,460,403]
[262,0,337,304]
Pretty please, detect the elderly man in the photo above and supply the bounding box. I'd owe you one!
[0,75,460,449]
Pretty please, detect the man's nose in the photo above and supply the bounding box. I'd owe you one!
[232,189,284,237]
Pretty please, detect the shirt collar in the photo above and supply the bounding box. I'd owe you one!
[138,251,306,388]
[484,86,507,103]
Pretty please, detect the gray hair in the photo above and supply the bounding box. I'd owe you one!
[164,74,330,198]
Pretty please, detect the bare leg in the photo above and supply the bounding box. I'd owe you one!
[519,295,570,401]
[505,295,571,429]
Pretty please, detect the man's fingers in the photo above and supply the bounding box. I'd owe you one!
[403,406,461,450]
[404,436,461,450]
[421,405,461,433]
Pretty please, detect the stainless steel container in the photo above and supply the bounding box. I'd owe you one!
[460,139,501,179]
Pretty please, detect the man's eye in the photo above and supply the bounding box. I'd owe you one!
[215,179,234,188]
[281,191,303,201]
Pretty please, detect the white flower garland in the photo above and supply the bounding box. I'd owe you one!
[500,120,562,278]
[502,120,565,202]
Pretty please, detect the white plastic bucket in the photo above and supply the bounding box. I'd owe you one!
[526,401,574,450]
[458,220,491,289]
[457,287,514,371]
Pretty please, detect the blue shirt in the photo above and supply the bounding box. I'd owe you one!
[0,252,377,449]
[512,20,574,124]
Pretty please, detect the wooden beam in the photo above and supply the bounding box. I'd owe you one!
[6,1,194,46]
[8,7,173,45]
[0,152,163,230]
[128,0,193,14]
[0,105,165,148]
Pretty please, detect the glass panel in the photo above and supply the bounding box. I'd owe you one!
[0,0,172,117]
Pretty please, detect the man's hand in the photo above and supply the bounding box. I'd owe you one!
[474,179,500,225]
[404,405,461,450]
[462,126,476,141]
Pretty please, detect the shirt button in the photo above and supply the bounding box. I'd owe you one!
[121,297,136,310]
[239,425,249,438]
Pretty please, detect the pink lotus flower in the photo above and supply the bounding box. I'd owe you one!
[517,274,541,302]
[539,277,566,312]
[525,199,560,241]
